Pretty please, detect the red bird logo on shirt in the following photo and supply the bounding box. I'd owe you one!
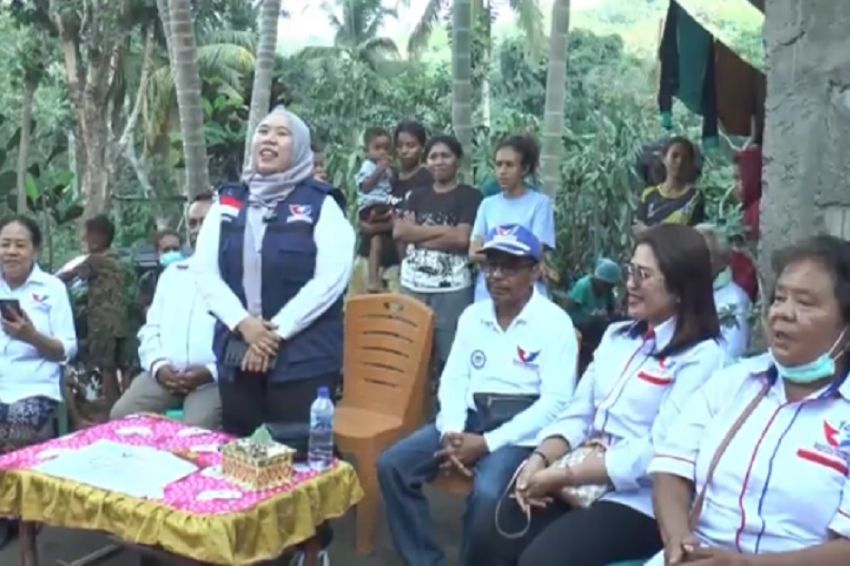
[516,347,541,364]
[824,421,850,449]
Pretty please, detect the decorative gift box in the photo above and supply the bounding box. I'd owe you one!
[221,426,295,491]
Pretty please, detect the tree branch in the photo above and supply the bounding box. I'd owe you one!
[118,27,154,152]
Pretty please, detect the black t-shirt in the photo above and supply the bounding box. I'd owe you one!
[399,183,483,291]
[356,166,434,260]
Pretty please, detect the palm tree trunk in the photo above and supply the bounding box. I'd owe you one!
[16,78,37,213]
[167,0,211,199]
[539,0,571,198]
[452,0,474,172]
[244,0,282,169]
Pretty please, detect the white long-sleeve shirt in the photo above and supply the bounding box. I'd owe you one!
[191,194,355,340]
[436,290,578,453]
[0,265,77,403]
[538,319,725,517]
[137,259,217,380]
[649,353,850,556]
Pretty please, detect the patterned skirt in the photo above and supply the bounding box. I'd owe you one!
[0,397,57,454]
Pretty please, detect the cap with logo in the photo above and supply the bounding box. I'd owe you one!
[481,224,543,262]
[593,257,622,285]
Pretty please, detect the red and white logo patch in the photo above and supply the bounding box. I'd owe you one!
[219,195,243,217]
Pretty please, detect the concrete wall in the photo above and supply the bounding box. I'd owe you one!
[758,0,850,281]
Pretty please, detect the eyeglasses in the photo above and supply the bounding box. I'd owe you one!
[624,263,660,286]
[482,259,535,277]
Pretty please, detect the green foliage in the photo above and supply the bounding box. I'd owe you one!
[316,0,401,67]
[2,0,754,281]
[276,53,452,208]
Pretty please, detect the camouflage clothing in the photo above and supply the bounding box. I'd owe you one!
[78,250,127,370]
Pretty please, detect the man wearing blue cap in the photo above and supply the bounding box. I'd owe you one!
[378,224,578,565]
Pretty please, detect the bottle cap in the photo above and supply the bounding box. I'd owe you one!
[318,386,330,398]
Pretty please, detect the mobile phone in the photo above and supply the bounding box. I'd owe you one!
[0,299,22,321]
[223,338,277,370]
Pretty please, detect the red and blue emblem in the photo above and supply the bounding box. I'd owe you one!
[824,421,850,450]
[287,204,313,224]
[516,346,540,365]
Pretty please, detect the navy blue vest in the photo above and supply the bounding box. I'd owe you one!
[212,179,344,384]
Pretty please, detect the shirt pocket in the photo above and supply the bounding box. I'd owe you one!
[795,447,849,477]
[23,298,53,335]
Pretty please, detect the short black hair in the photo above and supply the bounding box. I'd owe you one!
[663,136,697,163]
[495,135,540,176]
[0,214,42,248]
[84,214,116,246]
[772,235,850,326]
[191,191,214,204]
[154,228,181,248]
[425,135,464,160]
[363,127,391,148]
[394,121,428,146]
[626,224,720,358]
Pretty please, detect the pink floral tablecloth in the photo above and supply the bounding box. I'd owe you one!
[0,414,364,564]
[0,414,335,515]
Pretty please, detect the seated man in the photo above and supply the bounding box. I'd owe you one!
[111,193,221,429]
[561,257,623,373]
[696,223,752,361]
[562,257,620,327]
[378,224,578,566]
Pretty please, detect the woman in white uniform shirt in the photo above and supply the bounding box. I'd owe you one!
[650,236,850,566]
[504,224,724,565]
[0,215,76,452]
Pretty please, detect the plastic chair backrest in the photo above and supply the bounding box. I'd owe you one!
[342,293,435,425]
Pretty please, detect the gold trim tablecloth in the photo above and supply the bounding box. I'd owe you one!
[0,416,363,565]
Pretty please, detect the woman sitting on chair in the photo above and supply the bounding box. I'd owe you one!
[0,215,77,453]
[499,224,724,566]
[649,236,850,566]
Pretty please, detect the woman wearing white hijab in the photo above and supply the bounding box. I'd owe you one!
[193,106,354,436]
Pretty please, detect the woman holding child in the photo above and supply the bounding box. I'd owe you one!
[484,224,724,565]
[352,121,433,294]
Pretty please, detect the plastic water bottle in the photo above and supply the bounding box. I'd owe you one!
[308,386,335,471]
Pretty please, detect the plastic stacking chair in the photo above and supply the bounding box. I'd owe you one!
[334,293,435,555]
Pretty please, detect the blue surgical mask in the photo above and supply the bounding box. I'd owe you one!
[159,250,184,268]
[771,328,848,384]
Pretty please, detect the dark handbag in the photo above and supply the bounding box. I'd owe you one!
[472,393,539,433]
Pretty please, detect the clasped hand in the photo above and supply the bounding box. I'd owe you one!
[237,316,280,373]
[434,433,489,477]
[664,533,747,566]
[157,365,212,395]
[513,456,573,513]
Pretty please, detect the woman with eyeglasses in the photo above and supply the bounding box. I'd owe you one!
[491,224,724,566]
[647,236,850,566]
